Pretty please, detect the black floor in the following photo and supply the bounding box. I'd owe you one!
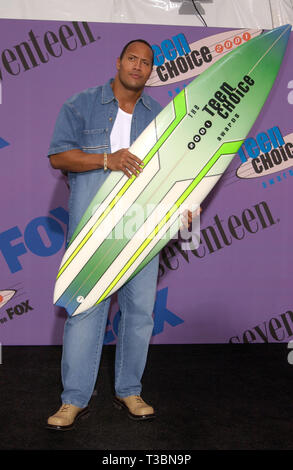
[1,344,293,456]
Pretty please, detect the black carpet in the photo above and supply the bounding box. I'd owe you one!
[1,344,293,456]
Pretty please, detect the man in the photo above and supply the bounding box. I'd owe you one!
[46,39,164,431]
[47,39,196,431]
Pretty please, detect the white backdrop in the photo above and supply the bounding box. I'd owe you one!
[0,0,292,28]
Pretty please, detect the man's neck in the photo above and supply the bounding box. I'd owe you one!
[111,77,143,114]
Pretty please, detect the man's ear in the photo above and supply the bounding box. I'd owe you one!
[116,57,121,71]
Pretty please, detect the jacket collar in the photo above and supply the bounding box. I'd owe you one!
[101,78,152,110]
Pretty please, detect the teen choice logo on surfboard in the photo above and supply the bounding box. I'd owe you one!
[53,25,291,317]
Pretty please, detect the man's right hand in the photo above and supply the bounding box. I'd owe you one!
[107,148,144,178]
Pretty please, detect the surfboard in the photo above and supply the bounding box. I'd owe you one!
[54,24,291,317]
[146,28,263,87]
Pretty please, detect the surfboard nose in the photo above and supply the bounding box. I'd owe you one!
[269,24,291,47]
[266,24,291,73]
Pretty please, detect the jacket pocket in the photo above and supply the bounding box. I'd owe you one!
[81,128,109,153]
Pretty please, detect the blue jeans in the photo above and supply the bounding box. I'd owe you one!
[60,255,159,408]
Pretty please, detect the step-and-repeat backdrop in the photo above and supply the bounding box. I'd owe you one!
[0,19,292,345]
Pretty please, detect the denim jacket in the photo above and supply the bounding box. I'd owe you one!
[48,79,162,242]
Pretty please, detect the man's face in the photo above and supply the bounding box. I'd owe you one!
[116,42,153,92]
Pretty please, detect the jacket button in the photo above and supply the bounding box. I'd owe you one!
[109,117,112,121]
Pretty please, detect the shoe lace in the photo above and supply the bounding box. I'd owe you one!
[60,404,70,412]
[135,396,144,403]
